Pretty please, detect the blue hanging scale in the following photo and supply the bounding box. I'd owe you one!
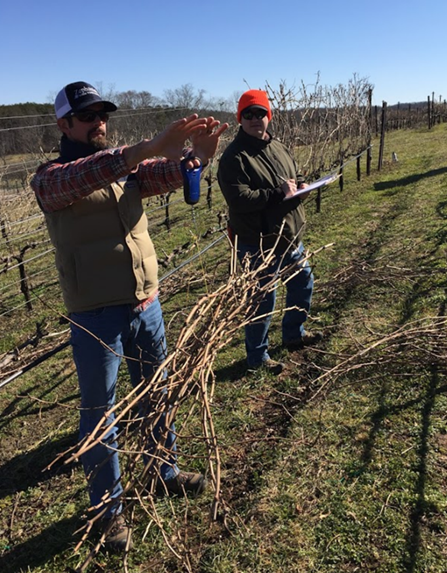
[181,157,202,233]
[181,158,202,205]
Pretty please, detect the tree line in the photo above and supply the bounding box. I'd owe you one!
[0,83,238,158]
[3,75,445,191]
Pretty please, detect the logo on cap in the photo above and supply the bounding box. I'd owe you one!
[74,87,100,100]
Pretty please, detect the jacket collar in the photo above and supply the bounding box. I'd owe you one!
[58,135,105,163]
[235,126,273,150]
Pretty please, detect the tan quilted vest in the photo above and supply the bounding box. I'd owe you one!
[44,177,158,313]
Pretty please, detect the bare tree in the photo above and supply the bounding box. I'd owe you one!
[163,83,207,111]
[266,73,373,179]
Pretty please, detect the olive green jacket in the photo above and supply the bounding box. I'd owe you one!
[217,127,306,251]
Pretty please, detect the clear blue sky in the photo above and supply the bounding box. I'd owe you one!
[1,0,446,108]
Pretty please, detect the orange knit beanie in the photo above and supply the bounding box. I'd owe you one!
[237,89,272,123]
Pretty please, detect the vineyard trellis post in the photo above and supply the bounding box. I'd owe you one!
[316,187,322,213]
[366,88,373,176]
[427,95,431,129]
[163,192,172,231]
[205,171,213,209]
[432,92,435,126]
[378,101,387,171]
[338,160,344,193]
[374,105,379,136]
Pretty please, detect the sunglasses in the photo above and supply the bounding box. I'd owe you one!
[241,109,268,121]
[71,110,110,123]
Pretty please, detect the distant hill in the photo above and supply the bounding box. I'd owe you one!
[0,102,53,117]
[386,100,443,110]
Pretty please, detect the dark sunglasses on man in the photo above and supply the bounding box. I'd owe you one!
[69,110,110,123]
[241,108,268,121]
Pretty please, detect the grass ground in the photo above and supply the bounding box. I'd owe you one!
[1,124,447,572]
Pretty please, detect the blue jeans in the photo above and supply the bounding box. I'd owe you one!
[238,242,314,367]
[70,297,178,517]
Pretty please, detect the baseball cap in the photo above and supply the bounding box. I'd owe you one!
[54,81,117,119]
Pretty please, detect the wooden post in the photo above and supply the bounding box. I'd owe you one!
[338,155,344,192]
[163,193,171,231]
[377,101,387,171]
[356,156,361,181]
[432,92,435,126]
[367,145,372,176]
[427,95,431,129]
[205,172,213,210]
[316,188,321,213]
[366,88,372,176]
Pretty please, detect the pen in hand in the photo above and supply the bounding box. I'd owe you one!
[278,175,298,199]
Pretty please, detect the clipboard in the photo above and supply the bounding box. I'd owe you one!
[283,172,339,201]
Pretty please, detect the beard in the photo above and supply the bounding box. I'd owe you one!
[88,129,108,150]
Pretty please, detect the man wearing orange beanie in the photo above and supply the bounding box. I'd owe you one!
[218,89,320,374]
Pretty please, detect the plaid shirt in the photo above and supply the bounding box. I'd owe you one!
[32,146,185,213]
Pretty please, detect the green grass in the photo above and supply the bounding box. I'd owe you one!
[1,124,447,572]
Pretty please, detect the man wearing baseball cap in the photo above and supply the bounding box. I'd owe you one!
[217,89,320,375]
[54,81,118,119]
[32,81,228,551]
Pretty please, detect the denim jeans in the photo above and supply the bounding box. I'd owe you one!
[238,242,314,367]
[70,297,178,516]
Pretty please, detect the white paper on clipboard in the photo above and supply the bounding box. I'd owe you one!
[283,173,339,201]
